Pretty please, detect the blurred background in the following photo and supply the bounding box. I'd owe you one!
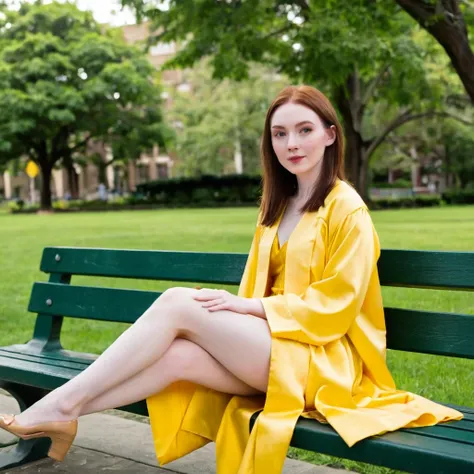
[0,0,472,212]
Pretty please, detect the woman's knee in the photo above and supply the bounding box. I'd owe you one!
[144,287,195,320]
[163,338,202,380]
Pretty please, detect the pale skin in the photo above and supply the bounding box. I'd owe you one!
[11,102,336,428]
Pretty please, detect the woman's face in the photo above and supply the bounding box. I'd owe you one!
[270,102,336,181]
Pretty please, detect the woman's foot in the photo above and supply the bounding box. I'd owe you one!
[12,396,79,428]
[0,414,78,462]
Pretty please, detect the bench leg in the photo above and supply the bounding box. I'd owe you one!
[0,382,51,471]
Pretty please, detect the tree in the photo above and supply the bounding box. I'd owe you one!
[0,1,170,209]
[443,120,474,188]
[168,62,287,176]
[395,0,474,102]
[120,0,466,200]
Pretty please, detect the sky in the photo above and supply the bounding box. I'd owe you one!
[18,0,138,26]
[71,0,137,25]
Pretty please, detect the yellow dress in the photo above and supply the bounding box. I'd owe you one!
[146,180,463,474]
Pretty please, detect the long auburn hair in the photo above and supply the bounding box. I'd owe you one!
[259,85,346,227]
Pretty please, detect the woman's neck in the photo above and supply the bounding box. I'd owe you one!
[295,175,318,201]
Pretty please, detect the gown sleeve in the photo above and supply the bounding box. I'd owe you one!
[261,207,379,346]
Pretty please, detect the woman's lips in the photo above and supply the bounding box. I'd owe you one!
[289,156,305,164]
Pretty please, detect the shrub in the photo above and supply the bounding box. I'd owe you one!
[442,189,474,205]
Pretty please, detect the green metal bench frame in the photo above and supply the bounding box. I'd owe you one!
[1,246,473,472]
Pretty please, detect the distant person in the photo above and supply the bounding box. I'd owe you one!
[98,183,107,201]
[0,86,462,472]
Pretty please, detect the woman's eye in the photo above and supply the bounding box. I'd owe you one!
[274,131,285,137]
[301,127,312,134]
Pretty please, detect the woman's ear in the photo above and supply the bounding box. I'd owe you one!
[326,125,336,146]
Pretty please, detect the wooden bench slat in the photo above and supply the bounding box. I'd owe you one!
[0,348,92,372]
[379,249,474,290]
[255,415,474,474]
[385,308,474,358]
[40,247,246,284]
[402,424,474,445]
[0,354,78,389]
[440,419,474,432]
[28,283,474,358]
[29,282,160,324]
[40,247,474,290]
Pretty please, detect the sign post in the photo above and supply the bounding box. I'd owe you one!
[25,160,39,204]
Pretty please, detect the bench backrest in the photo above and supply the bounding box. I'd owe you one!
[28,247,474,359]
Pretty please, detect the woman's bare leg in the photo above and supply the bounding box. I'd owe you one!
[14,287,271,426]
[81,338,261,416]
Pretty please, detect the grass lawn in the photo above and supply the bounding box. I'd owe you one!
[0,205,473,473]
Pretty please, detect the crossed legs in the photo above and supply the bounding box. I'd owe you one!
[13,287,272,426]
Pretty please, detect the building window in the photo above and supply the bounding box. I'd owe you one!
[157,163,168,179]
[138,165,149,184]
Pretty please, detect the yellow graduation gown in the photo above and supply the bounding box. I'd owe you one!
[146,180,463,473]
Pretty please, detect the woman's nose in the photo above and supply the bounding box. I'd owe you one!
[287,133,298,150]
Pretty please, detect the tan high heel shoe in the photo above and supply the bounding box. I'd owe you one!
[0,414,78,462]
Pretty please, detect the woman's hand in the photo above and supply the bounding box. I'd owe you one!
[192,288,266,318]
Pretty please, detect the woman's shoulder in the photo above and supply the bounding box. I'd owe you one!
[321,180,369,227]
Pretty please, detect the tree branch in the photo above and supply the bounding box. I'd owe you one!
[366,109,472,159]
[362,64,390,109]
[70,134,94,153]
[262,24,293,41]
[396,0,474,101]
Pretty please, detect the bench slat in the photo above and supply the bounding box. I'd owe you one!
[379,249,474,290]
[29,282,160,324]
[40,247,474,290]
[402,424,474,444]
[385,308,474,358]
[28,283,474,358]
[0,348,92,372]
[252,414,474,474]
[40,247,247,285]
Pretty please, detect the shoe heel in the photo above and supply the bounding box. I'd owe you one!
[47,434,74,462]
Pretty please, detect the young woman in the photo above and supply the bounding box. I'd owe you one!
[0,85,462,473]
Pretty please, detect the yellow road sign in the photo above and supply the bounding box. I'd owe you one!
[26,160,39,179]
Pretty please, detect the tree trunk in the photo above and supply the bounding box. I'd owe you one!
[333,80,369,201]
[63,155,79,199]
[39,162,53,210]
[396,0,474,102]
[98,160,107,185]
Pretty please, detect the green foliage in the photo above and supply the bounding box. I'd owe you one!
[374,179,412,189]
[374,194,442,209]
[0,1,171,207]
[442,189,474,205]
[443,121,474,189]
[120,0,460,104]
[137,173,262,206]
[168,62,286,176]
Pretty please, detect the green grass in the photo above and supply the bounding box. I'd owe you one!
[0,205,473,473]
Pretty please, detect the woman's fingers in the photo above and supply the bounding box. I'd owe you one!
[207,304,230,312]
[201,298,225,308]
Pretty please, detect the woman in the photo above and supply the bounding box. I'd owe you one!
[0,85,462,473]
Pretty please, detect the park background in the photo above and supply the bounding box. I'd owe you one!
[0,1,473,473]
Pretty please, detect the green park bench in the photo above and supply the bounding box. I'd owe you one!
[0,246,473,473]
